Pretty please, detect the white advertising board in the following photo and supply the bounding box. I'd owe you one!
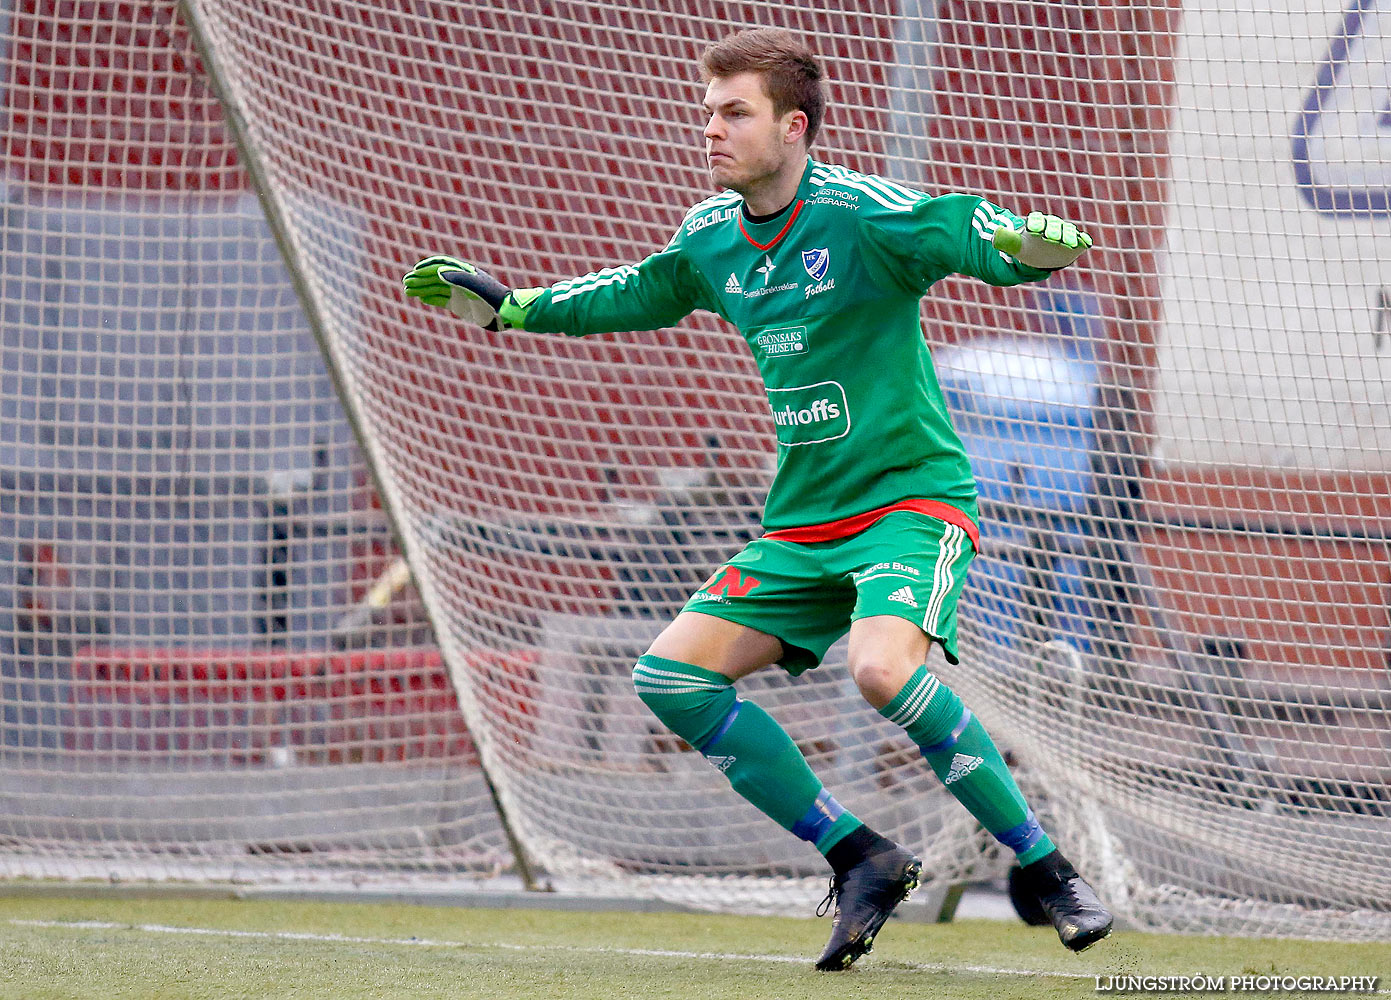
[1152,0,1391,470]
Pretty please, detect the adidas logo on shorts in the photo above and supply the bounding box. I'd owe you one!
[705,754,737,773]
[887,585,917,607]
[944,752,983,784]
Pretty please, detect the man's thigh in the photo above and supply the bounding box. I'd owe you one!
[645,611,783,681]
[842,512,976,665]
[668,536,854,676]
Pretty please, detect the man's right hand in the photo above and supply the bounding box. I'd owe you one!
[403,255,537,330]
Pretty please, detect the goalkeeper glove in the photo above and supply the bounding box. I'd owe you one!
[992,212,1093,269]
[401,255,539,330]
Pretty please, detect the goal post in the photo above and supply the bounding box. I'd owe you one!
[175,0,542,889]
[1,0,1388,939]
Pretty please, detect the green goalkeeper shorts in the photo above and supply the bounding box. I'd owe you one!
[681,511,976,674]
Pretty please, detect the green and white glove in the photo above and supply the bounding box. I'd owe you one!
[992,212,1093,269]
[402,255,539,330]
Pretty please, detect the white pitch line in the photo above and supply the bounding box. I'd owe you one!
[8,918,1095,981]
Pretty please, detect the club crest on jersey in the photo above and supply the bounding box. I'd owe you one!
[801,247,830,281]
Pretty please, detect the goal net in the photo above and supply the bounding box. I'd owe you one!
[4,0,1389,938]
[0,0,512,885]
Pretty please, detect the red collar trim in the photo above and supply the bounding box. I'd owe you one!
[737,200,803,251]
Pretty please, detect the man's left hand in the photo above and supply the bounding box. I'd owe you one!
[992,213,1093,269]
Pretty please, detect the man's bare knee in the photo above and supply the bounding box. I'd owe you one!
[846,656,905,710]
[848,616,931,709]
[645,612,782,681]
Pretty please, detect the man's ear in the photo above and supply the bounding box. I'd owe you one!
[783,109,808,146]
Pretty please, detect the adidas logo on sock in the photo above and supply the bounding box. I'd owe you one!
[887,585,917,607]
[944,752,983,784]
[705,754,737,773]
[724,272,742,294]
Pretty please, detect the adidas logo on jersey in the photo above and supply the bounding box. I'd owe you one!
[944,753,983,784]
[724,272,742,294]
[705,754,737,773]
[887,585,918,607]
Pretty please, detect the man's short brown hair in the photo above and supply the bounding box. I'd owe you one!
[700,27,826,147]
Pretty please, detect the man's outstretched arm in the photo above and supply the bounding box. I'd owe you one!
[865,193,1093,291]
[402,243,705,336]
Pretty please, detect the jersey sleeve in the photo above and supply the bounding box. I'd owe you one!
[860,191,1054,293]
[517,236,711,337]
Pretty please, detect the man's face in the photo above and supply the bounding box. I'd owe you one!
[702,72,803,191]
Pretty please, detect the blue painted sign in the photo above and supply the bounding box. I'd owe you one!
[1292,0,1390,216]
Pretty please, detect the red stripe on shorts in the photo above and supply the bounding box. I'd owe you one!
[761,499,980,550]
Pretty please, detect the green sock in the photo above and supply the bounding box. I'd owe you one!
[633,655,861,853]
[880,664,1054,865]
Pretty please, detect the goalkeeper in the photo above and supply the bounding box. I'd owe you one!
[405,26,1111,971]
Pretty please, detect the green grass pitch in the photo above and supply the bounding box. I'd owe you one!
[0,893,1385,999]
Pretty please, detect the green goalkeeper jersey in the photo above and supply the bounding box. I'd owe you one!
[519,157,1053,538]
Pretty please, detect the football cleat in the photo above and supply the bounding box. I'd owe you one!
[814,844,922,971]
[1022,851,1114,952]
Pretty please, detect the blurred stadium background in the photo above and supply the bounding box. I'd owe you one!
[0,0,1387,941]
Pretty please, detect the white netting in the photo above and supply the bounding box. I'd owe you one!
[0,0,511,883]
[3,0,1389,937]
